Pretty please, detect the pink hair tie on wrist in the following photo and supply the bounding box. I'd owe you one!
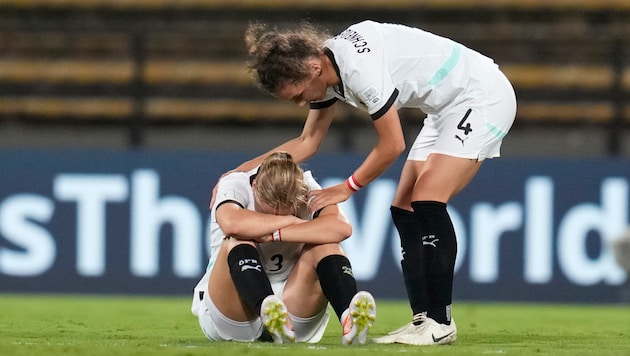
[271,229,281,242]
[345,174,363,192]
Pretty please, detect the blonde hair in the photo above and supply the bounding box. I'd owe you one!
[244,21,330,94]
[254,152,309,216]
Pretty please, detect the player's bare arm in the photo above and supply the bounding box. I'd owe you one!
[308,106,405,212]
[267,204,351,244]
[233,106,335,172]
[354,106,406,185]
[215,202,303,240]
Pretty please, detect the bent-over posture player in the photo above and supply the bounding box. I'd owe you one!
[193,152,376,344]
[234,20,517,345]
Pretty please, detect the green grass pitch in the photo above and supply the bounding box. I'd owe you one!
[0,294,629,355]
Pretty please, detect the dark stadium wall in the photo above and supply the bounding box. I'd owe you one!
[0,150,628,303]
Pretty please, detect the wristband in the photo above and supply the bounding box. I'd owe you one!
[271,229,281,242]
[345,174,363,192]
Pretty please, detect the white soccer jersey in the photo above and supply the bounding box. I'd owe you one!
[192,168,323,317]
[209,168,322,279]
[311,20,499,119]
[191,168,322,315]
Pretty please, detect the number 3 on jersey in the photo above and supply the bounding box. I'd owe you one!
[269,254,284,272]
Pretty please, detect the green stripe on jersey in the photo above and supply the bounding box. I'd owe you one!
[428,44,461,86]
[486,122,507,139]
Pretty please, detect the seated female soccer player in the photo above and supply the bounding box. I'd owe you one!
[191,152,376,344]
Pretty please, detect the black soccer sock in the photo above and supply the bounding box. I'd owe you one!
[227,244,274,315]
[411,201,458,325]
[392,206,430,322]
[316,254,358,320]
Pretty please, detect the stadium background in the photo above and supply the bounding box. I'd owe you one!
[0,1,629,303]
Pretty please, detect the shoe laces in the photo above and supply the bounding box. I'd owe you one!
[412,312,428,325]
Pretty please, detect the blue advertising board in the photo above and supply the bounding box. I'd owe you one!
[0,149,628,303]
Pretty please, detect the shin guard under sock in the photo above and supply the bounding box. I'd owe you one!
[227,244,274,315]
[316,254,357,320]
[411,201,457,325]
[391,206,430,320]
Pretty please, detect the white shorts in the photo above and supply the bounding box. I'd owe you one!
[407,70,517,162]
[196,279,330,343]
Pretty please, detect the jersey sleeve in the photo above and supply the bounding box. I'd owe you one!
[213,172,251,212]
[309,96,337,110]
[303,170,322,191]
[331,21,399,120]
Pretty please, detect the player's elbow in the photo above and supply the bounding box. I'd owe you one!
[396,139,406,154]
[381,141,405,163]
[216,216,243,237]
[389,134,406,155]
[377,134,405,156]
[339,221,353,241]
[295,135,320,160]
[392,141,406,157]
[331,218,353,242]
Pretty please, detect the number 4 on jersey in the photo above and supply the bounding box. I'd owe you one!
[457,109,473,135]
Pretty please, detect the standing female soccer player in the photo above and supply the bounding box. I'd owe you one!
[193,152,376,345]
[233,20,517,345]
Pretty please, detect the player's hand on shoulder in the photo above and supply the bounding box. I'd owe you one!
[308,183,352,212]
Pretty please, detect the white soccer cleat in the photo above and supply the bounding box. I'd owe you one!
[394,314,457,346]
[371,321,415,344]
[373,313,457,346]
[341,291,377,345]
[260,295,296,344]
[434,318,457,345]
